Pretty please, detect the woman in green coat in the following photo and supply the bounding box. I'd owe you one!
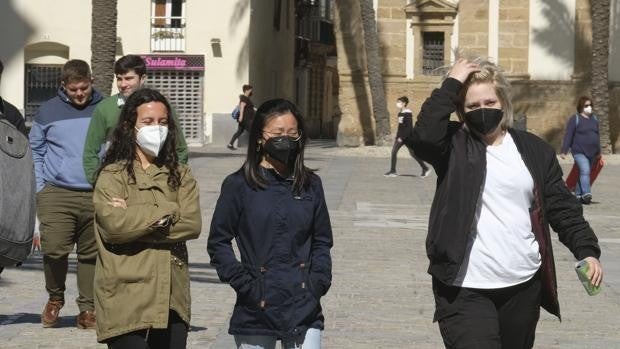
[93,88,202,348]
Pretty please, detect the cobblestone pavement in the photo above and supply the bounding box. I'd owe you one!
[1,141,619,348]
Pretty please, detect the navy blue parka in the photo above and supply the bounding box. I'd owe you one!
[207,168,333,339]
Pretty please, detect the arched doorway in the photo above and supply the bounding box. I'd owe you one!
[23,42,69,122]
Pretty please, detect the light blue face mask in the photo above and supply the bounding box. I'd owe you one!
[135,125,168,157]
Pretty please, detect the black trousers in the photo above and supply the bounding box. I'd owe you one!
[229,123,246,146]
[433,273,541,349]
[107,310,188,349]
[389,138,427,173]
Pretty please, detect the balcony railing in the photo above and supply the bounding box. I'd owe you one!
[151,16,186,52]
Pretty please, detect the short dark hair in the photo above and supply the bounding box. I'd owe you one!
[242,84,253,92]
[576,96,592,113]
[398,96,409,105]
[115,55,146,77]
[61,59,91,83]
[242,98,314,195]
[0,59,4,75]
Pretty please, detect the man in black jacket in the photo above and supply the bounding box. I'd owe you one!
[411,57,602,349]
[0,59,27,135]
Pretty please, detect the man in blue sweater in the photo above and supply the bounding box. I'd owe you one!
[29,59,102,330]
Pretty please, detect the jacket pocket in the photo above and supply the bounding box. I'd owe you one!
[237,268,265,309]
[300,263,320,301]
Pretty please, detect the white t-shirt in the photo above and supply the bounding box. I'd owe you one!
[453,132,541,289]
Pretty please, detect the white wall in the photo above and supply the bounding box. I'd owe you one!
[0,0,92,109]
[116,0,250,113]
[528,0,575,80]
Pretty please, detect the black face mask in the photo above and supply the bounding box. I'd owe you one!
[263,136,300,167]
[463,108,503,135]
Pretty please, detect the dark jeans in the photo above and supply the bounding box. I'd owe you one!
[107,310,188,349]
[389,138,427,173]
[433,273,541,349]
[229,123,246,146]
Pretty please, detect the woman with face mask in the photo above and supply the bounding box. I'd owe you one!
[410,57,602,349]
[208,98,333,349]
[384,96,430,178]
[560,96,601,204]
[92,88,202,349]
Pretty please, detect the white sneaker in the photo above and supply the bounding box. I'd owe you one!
[384,171,398,178]
[421,168,431,178]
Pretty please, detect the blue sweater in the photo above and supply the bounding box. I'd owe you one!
[560,113,600,158]
[29,88,103,192]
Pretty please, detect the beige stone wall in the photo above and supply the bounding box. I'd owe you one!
[377,0,407,77]
[511,79,620,152]
[332,0,620,151]
[499,0,529,76]
[458,0,489,57]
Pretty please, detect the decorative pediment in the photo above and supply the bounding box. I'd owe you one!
[404,0,458,16]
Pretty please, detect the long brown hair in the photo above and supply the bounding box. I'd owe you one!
[95,88,181,190]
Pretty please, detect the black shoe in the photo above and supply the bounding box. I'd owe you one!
[226,144,236,150]
[421,168,431,178]
[581,193,592,205]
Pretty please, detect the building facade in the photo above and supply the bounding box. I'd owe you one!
[333,0,620,151]
[0,0,297,145]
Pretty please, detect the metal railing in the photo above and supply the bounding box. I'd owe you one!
[150,16,186,52]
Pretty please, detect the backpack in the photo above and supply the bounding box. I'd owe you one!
[574,113,598,126]
[0,117,36,267]
[232,105,240,120]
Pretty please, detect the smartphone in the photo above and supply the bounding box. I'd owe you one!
[575,259,601,296]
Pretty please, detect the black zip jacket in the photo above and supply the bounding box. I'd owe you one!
[411,78,600,318]
[208,168,333,339]
[396,110,414,140]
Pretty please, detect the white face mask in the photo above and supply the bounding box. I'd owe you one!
[583,106,593,114]
[135,125,168,157]
[396,102,404,109]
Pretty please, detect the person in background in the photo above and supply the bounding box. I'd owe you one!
[0,59,27,135]
[83,54,188,184]
[92,88,201,349]
[209,98,333,349]
[384,96,430,178]
[227,84,255,150]
[29,59,102,329]
[560,96,600,204]
[411,57,602,349]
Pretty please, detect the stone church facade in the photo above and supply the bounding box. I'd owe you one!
[333,0,620,151]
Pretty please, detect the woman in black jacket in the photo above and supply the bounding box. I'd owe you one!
[411,57,603,349]
[208,98,333,349]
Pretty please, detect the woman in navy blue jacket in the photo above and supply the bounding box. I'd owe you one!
[208,98,333,349]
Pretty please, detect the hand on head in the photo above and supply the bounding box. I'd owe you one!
[448,58,481,83]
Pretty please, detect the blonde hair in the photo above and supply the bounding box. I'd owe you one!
[454,56,514,130]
